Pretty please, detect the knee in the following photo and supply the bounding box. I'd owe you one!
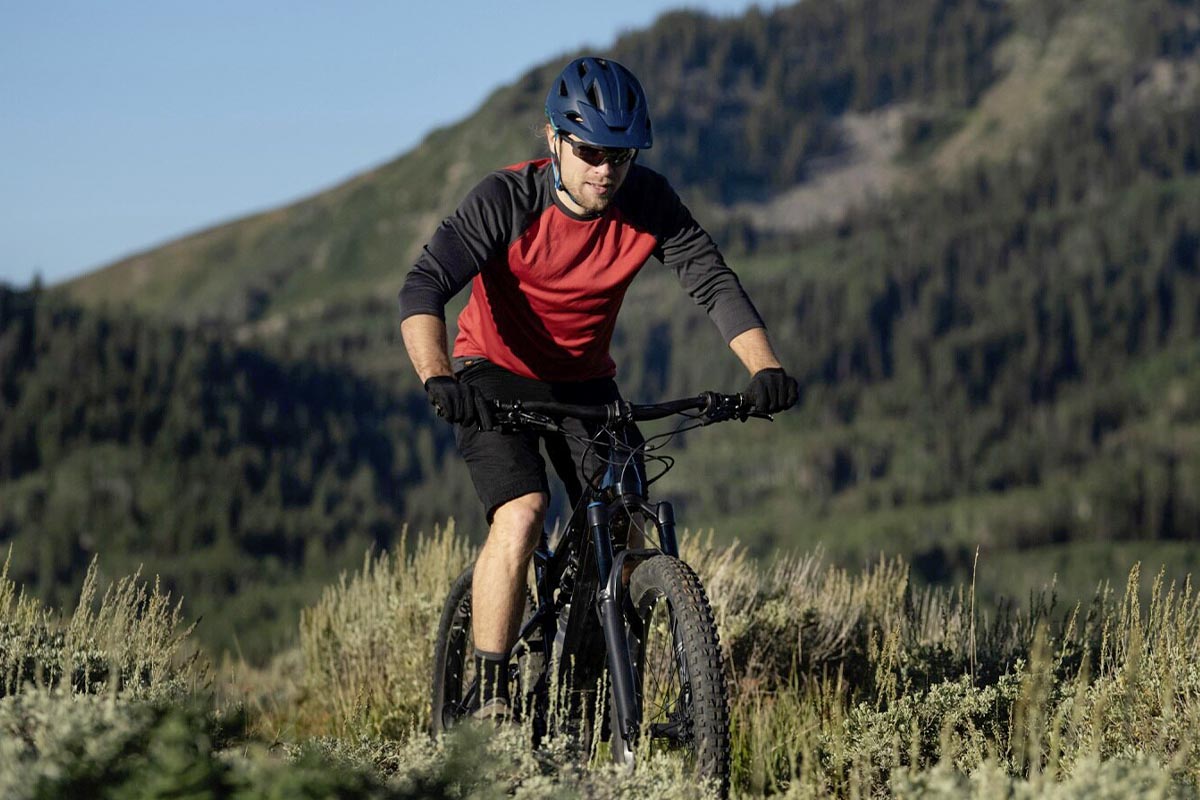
[489,492,547,560]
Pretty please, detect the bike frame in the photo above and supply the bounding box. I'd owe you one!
[511,421,678,747]
[451,392,757,747]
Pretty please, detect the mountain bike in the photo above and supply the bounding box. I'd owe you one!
[431,390,767,797]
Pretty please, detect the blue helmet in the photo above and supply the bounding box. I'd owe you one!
[545,57,653,150]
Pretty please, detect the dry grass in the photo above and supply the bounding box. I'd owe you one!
[0,548,203,700]
[284,525,1199,795]
[293,521,474,738]
[1,528,1198,797]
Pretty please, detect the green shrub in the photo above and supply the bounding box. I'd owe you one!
[0,690,403,800]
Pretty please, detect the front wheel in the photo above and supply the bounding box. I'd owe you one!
[622,555,731,797]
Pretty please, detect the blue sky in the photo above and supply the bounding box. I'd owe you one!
[1,1,770,287]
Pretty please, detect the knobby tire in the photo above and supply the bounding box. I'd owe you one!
[430,564,476,736]
[623,554,731,797]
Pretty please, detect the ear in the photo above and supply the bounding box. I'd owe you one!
[544,123,557,150]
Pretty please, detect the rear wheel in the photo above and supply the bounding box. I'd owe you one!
[430,564,542,735]
[622,555,731,796]
[430,565,477,735]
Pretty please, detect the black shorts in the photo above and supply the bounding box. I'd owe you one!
[454,360,644,521]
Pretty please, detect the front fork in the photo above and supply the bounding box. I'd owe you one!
[588,497,679,753]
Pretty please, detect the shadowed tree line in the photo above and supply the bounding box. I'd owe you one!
[0,288,479,658]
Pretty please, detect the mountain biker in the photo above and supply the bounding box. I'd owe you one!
[398,56,797,719]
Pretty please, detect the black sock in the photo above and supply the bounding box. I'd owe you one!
[474,649,510,705]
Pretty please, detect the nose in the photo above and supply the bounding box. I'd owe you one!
[592,160,614,177]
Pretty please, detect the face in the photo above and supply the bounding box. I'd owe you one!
[545,125,634,215]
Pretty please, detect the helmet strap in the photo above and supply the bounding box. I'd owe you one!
[550,131,587,211]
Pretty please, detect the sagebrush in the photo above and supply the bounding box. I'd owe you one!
[2,530,1199,798]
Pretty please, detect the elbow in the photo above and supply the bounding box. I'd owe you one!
[398,279,448,323]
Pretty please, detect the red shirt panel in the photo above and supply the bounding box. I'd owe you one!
[454,201,658,381]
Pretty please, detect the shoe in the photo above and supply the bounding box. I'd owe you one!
[472,697,512,724]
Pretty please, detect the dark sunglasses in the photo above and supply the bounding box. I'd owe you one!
[558,134,637,167]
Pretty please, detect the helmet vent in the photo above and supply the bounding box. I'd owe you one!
[558,80,569,98]
[566,111,584,124]
[576,62,588,78]
[626,86,638,111]
[586,82,603,110]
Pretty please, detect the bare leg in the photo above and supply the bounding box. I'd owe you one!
[472,491,547,653]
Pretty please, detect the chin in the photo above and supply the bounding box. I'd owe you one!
[566,183,616,215]
[581,193,614,214]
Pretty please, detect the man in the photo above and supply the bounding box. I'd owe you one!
[399,56,796,717]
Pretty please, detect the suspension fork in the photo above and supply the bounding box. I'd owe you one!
[588,500,642,746]
[588,498,674,749]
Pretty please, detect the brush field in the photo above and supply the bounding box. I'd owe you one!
[2,523,1197,798]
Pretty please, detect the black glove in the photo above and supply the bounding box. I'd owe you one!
[424,376,496,431]
[744,368,799,414]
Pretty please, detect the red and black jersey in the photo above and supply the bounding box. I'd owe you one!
[398,159,763,382]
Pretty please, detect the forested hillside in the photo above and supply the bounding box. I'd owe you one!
[3,0,1199,656]
[665,71,1200,599]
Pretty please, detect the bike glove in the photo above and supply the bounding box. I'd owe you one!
[424,376,496,431]
[744,368,799,414]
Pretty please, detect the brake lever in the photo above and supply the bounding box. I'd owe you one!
[698,391,768,424]
[734,391,776,422]
[494,408,561,434]
[701,394,774,424]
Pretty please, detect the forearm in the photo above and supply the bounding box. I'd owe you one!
[401,314,454,383]
[729,327,783,375]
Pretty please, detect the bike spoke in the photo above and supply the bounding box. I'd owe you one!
[638,596,695,752]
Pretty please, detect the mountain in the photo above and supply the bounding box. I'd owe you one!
[5,0,1199,657]
[61,0,1023,326]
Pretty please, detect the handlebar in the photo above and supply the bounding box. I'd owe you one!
[492,391,767,427]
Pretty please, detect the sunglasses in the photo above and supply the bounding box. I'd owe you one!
[558,134,637,167]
